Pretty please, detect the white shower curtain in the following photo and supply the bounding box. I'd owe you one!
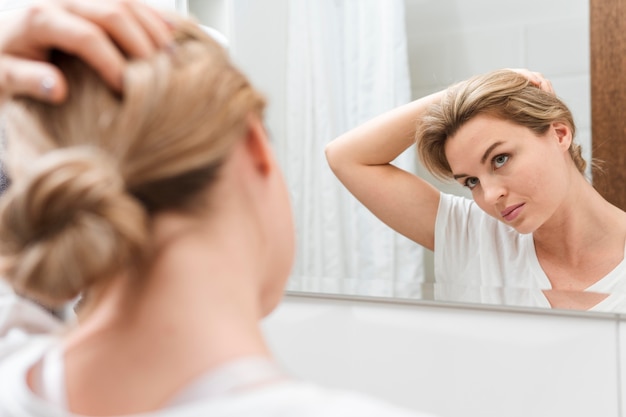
[280,0,424,298]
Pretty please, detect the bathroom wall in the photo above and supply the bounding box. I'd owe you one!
[263,294,624,417]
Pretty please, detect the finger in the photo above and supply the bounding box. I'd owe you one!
[66,0,169,58]
[29,6,126,91]
[531,71,545,85]
[506,68,555,94]
[540,79,555,94]
[64,1,154,58]
[127,1,173,50]
[523,70,543,87]
[0,56,68,103]
[530,72,555,94]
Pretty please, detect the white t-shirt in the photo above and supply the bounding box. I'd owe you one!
[0,284,436,417]
[434,192,626,312]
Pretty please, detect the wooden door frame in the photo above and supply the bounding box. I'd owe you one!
[590,0,626,210]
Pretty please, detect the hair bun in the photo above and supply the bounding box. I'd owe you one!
[0,147,149,307]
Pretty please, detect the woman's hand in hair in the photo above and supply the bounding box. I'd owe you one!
[0,0,173,103]
[507,68,555,94]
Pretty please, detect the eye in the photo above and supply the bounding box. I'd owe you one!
[493,154,509,169]
[464,177,480,190]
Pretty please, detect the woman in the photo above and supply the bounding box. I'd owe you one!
[326,69,626,311]
[0,1,434,416]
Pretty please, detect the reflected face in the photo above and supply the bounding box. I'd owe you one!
[445,114,572,234]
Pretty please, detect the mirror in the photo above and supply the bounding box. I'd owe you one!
[188,0,614,313]
[184,0,614,313]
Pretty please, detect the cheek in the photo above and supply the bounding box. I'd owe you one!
[509,161,567,215]
[521,173,542,195]
[525,152,566,196]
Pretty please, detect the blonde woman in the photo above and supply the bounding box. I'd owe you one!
[326,69,626,311]
[0,1,438,416]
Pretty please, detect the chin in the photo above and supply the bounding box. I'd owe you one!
[510,221,537,235]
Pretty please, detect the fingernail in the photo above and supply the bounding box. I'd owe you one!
[40,76,56,98]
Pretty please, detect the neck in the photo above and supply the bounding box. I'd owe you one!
[533,174,626,260]
[62,208,274,414]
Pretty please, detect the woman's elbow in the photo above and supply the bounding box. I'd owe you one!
[324,140,340,171]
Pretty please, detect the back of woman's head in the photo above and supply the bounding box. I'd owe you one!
[0,17,266,307]
[417,69,585,180]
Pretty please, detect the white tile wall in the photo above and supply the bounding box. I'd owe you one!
[405,0,587,36]
[525,17,590,76]
[263,294,622,417]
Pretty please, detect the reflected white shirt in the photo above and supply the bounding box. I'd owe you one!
[434,192,626,312]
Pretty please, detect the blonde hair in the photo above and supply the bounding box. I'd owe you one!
[0,18,265,307]
[417,69,586,180]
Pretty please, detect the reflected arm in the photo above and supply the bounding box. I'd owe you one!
[325,91,444,251]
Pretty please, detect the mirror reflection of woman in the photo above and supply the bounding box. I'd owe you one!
[326,69,626,311]
[0,1,436,416]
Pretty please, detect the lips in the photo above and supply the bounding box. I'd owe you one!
[500,203,525,221]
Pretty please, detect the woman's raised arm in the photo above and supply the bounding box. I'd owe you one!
[325,91,444,250]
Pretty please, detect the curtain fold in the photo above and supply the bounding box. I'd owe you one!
[281,0,424,298]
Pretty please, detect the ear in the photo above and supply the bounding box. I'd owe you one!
[552,121,573,151]
[243,113,273,176]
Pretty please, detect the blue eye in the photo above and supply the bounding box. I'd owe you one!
[493,154,509,169]
[464,177,479,189]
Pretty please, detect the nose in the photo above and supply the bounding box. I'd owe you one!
[481,177,507,205]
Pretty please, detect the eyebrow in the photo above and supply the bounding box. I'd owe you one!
[480,141,504,164]
[452,141,504,180]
